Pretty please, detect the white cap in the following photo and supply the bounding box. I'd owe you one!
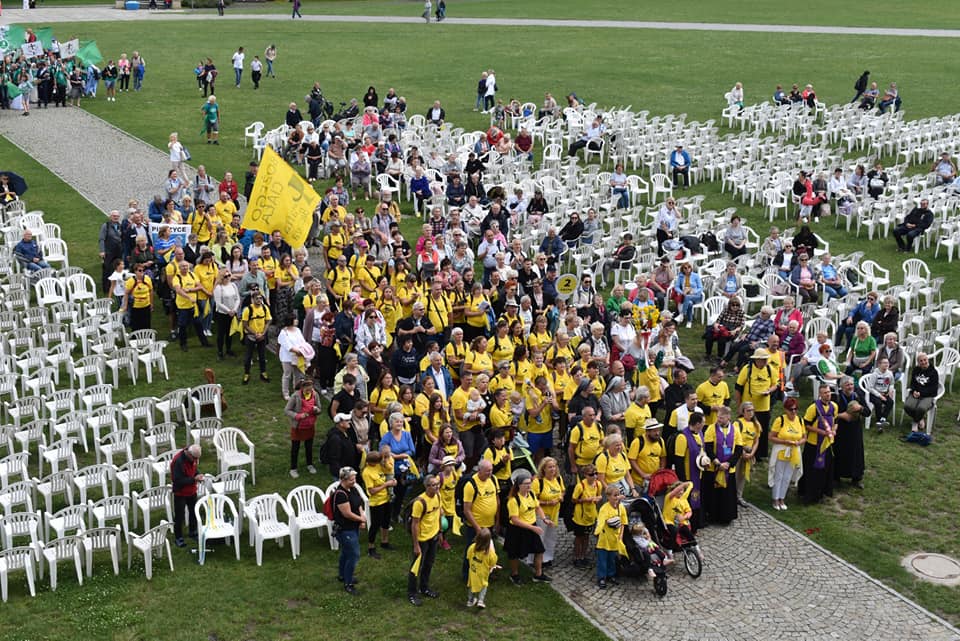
[333,413,352,423]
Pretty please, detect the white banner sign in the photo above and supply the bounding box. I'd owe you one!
[149,222,191,248]
[21,42,44,59]
[60,38,80,59]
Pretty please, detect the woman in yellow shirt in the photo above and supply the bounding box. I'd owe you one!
[123,266,154,331]
[734,402,762,506]
[571,463,602,568]
[490,361,516,396]
[420,391,448,453]
[438,455,461,552]
[534,457,565,566]
[487,320,515,364]
[444,328,470,382]
[465,336,494,378]
[377,286,402,346]
[594,484,627,588]
[463,282,491,342]
[505,471,551,584]
[768,397,806,511]
[361,451,397,557]
[368,371,400,425]
[526,314,554,355]
[595,433,637,498]
[511,346,533,391]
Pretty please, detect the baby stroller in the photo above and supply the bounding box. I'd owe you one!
[637,469,703,579]
[619,498,669,597]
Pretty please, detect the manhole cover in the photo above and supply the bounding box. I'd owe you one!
[902,553,960,586]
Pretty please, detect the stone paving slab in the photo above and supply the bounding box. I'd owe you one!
[549,505,960,641]
[4,6,960,38]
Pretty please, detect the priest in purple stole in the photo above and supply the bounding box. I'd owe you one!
[703,406,743,524]
[800,384,837,504]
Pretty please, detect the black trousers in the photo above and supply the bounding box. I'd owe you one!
[215,311,234,355]
[672,166,689,187]
[408,536,438,595]
[368,503,390,545]
[244,337,267,374]
[252,70,262,89]
[290,438,313,469]
[173,494,198,540]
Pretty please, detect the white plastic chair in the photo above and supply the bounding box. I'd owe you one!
[45,503,88,541]
[213,428,256,485]
[133,485,173,531]
[127,520,174,580]
[210,470,248,511]
[141,422,178,459]
[190,417,222,445]
[81,525,122,578]
[69,355,105,390]
[95,430,134,467]
[0,546,37,602]
[286,485,334,555]
[0,511,43,551]
[242,493,295,566]
[103,347,139,387]
[80,384,113,413]
[0,480,33,517]
[650,173,673,204]
[34,277,67,307]
[40,535,84,591]
[89,495,130,538]
[121,398,155,434]
[195,493,241,565]
[0,452,30,488]
[244,121,265,148]
[66,273,97,305]
[149,450,177,487]
[137,342,170,384]
[116,458,153,497]
[190,384,223,421]
[32,470,75,516]
[72,463,116,505]
[38,438,78,477]
[154,389,189,426]
[53,411,90,454]
[40,238,69,269]
[87,405,121,446]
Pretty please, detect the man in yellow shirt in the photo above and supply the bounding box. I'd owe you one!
[188,203,217,245]
[567,406,602,475]
[525,375,559,464]
[241,292,272,384]
[259,244,279,307]
[323,220,348,270]
[172,260,211,352]
[696,366,730,426]
[461,459,499,581]
[734,348,779,460]
[193,250,219,337]
[408,474,442,606]
[627,417,666,487]
[321,193,348,227]
[425,281,452,344]
[623,385,652,445]
[213,190,237,228]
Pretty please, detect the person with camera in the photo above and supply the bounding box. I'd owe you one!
[285,378,322,479]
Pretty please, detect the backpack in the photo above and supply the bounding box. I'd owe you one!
[401,496,427,533]
[559,481,577,532]
[317,427,335,464]
[700,231,720,253]
[453,473,478,519]
[322,486,344,520]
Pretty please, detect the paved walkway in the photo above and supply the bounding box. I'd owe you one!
[550,504,960,641]
[0,105,174,213]
[3,6,960,38]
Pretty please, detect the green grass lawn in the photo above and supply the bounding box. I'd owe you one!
[2,14,960,638]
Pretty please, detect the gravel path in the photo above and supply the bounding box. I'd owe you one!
[0,105,176,214]
[3,6,960,38]
[550,504,960,641]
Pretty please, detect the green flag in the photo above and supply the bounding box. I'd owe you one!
[77,40,103,65]
[5,81,22,100]
[35,27,55,50]
[0,26,27,53]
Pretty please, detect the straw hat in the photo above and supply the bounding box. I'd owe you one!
[750,348,771,360]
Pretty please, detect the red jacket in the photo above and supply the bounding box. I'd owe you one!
[170,448,199,497]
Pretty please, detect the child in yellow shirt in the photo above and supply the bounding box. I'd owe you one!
[571,463,602,568]
[466,527,500,609]
[594,484,627,589]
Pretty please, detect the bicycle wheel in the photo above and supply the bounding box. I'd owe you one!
[683,547,702,578]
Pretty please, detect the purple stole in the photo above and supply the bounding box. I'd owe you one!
[813,399,834,469]
[714,423,735,464]
[682,427,702,509]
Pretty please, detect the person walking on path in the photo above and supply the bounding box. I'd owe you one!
[292,0,302,18]
[422,0,431,22]
[231,46,244,87]
[436,0,446,21]
[216,0,224,16]
[264,45,277,78]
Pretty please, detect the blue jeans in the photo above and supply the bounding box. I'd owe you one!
[23,260,50,272]
[613,187,629,209]
[596,549,618,579]
[234,68,242,86]
[337,529,360,584]
[824,284,848,300]
[681,292,703,320]
[198,299,212,334]
[266,60,274,76]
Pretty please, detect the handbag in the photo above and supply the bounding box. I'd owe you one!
[182,147,191,161]
[869,177,885,188]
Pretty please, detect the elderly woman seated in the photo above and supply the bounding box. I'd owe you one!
[704,296,745,362]
[772,296,803,341]
[789,253,819,304]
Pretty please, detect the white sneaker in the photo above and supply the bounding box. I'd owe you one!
[307,465,317,474]
[686,321,692,329]
[476,599,485,609]
[466,596,477,608]
[289,469,299,478]
[204,330,214,337]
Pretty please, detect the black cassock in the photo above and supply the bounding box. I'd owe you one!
[833,389,868,483]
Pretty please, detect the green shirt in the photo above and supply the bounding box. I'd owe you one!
[202,102,220,123]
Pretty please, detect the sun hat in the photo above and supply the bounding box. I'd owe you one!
[441,455,457,467]
[750,348,771,360]
[643,418,663,431]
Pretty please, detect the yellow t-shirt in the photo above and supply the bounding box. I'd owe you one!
[636,365,663,403]
[594,502,627,551]
[624,402,651,438]
[507,492,539,526]
[467,541,498,593]
[173,271,199,310]
[771,414,806,465]
[487,334,515,364]
[534,476,565,522]
[489,403,513,430]
[736,362,775,412]
[526,330,553,354]
[260,256,279,289]
[627,435,665,482]
[572,479,601,526]
[524,387,552,435]
[663,484,692,525]
[444,341,469,379]
[439,468,460,516]
[425,292,452,332]
[464,476,499,528]
[125,275,154,309]
[361,465,390,507]
[411,492,442,542]
[569,421,603,466]
[595,450,630,486]
[702,422,744,460]
[545,343,575,367]
[466,295,490,329]
[323,230,347,262]
[326,265,353,300]
[696,379,730,426]
[451,386,481,433]
[482,445,511,482]
[241,303,271,335]
[214,199,237,226]
[551,371,576,406]
[735,418,761,452]
[188,210,214,243]
[369,386,399,423]
[489,374,516,395]
[511,360,533,390]
[276,264,299,288]
[465,350,493,376]
[379,300,402,338]
[193,261,218,301]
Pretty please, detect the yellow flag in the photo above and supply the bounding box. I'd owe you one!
[410,553,422,577]
[451,514,462,536]
[245,146,320,248]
